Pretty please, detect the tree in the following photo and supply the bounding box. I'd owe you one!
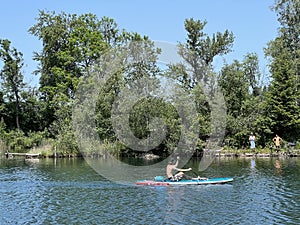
[0,90,5,120]
[95,35,165,155]
[0,39,25,130]
[273,0,300,56]
[219,53,264,148]
[264,0,300,141]
[28,12,108,153]
[167,18,234,149]
[174,18,234,88]
[28,11,110,130]
[29,11,158,154]
[19,87,44,133]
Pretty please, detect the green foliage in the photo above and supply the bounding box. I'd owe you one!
[0,117,6,135]
[168,18,234,150]
[54,126,78,155]
[28,11,112,135]
[218,53,265,148]
[19,88,44,133]
[94,38,165,155]
[1,8,299,155]
[3,130,47,152]
[128,97,181,155]
[0,40,43,135]
[184,18,234,65]
[0,39,25,130]
[173,18,234,89]
[263,0,300,141]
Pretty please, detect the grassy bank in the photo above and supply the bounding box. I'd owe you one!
[217,147,300,157]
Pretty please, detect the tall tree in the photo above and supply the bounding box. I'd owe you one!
[28,11,109,128]
[219,53,263,148]
[174,18,234,88]
[95,35,164,151]
[28,11,122,142]
[264,0,300,141]
[29,11,145,153]
[0,39,25,130]
[28,11,113,153]
[167,18,234,149]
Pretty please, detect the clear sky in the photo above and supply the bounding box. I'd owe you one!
[0,0,279,86]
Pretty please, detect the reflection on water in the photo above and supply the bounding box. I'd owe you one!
[0,157,299,224]
[250,158,256,169]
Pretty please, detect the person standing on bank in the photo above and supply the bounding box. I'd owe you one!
[273,134,282,153]
[249,132,256,152]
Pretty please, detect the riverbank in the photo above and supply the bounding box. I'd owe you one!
[215,148,300,158]
[2,148,300,160]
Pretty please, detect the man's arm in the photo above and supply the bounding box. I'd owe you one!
[174,159,179,168]
[174,156,180,167]
[174,156,192,172]
[177,168,192,172]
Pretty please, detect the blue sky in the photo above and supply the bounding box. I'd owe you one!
[0,0,279,86]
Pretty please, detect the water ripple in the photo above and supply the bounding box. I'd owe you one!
[0,158,299,225]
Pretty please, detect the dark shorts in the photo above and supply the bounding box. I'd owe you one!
[168,176,181,182]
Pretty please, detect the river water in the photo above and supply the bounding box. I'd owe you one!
[0,156,299,225]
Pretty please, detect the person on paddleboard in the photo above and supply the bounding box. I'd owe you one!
[166,156,205,181]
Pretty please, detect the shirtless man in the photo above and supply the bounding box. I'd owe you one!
[273,134,282,153]
[166,156,205,180]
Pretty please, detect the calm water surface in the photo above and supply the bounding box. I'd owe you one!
[0,157,299,225]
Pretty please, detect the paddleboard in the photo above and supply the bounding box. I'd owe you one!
[136,177,233,186]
